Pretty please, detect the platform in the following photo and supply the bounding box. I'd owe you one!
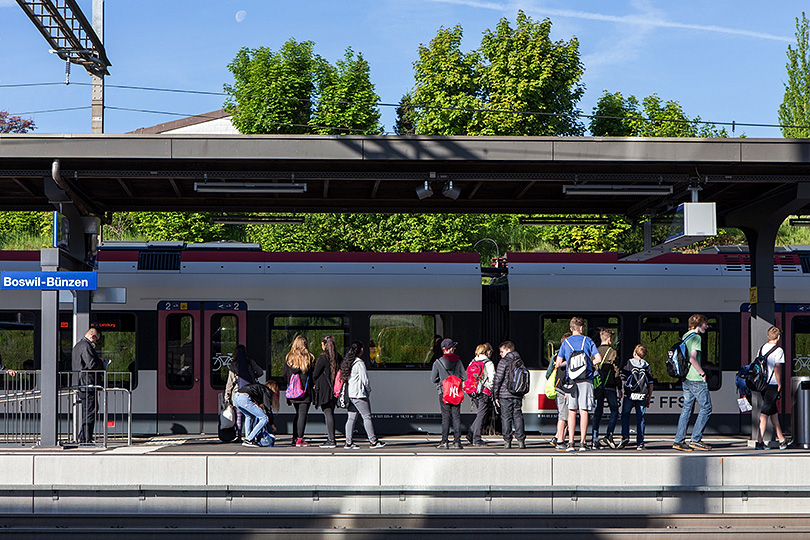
[0,434,808,516]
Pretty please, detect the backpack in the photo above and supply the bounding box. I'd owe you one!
[624,363,650,401]
[565,337,589,381]
[666,332,695,381]
[336,380,350,409]
[506,359,531,396]
[544,367,558,400]
[745,345,777,394]
[285,372,308,400]
[333,369,343,398]
[464,360,486,397]
[442,374,464,405]
[255,429,276,447]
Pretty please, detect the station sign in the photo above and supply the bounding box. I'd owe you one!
[1,271,98,291]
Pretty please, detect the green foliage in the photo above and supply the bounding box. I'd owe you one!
[310,48,382,134]
[779,12,810,138]
[224,39,381,135]
[411,11,584,136]
[129,213,230,243]
[394,92,417,135]
[590,91,728,137]
[0,110,35,133]
[0,212,51,249]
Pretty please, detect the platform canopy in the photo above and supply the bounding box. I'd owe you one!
[1,134,810,222]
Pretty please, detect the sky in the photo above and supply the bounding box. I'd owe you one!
[0,0,806,137]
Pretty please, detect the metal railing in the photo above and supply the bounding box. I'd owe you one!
[0,370,132,447]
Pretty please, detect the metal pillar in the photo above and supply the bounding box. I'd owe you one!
[39,250,60,447]
[91,0,104,134]
[725,182,810,443]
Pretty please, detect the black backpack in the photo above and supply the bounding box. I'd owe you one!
[506,359,530,396]
[666,331,695,381]
[624,363,650,401]
[745,345,777,393]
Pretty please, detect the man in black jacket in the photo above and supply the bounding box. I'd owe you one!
[71,328,105,443]
[493,341,527,449]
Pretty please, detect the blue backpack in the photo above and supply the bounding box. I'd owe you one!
[256,429,276,447]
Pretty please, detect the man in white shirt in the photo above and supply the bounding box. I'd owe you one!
[755,325,789,450]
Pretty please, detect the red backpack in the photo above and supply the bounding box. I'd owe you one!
[463,360,485,396]
[442,375,464,405]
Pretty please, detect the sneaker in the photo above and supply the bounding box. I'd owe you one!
[452,442,463,449]
[636,444,645,451]
[295,438,309,447]
[518,440,526,449]
[672,441,693,452]
[689,440,712,451]
[437,441,449,449]
[466,433,473,444]
[754,441,766,450]
[369,441,386,449]
[550,436,558,447]
[617,439,629,450]
[344,443,359,449]
[600,436,615,449]
[578,444,590,452]
[555,442,568,451]
[779,439,790,450]
[565,443,577,452]
[591,441,602,450]
[241,439,258,447]
[505,440,512,449]
[321,441,337,449]
[472,441,488,447]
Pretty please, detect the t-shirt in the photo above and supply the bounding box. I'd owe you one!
[683,331,704,382]
[758,344,785,386]
[558,334,600,380]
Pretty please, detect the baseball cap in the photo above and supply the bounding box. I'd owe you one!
[441,338,457,350]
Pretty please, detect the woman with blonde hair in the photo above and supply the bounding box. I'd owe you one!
[282,335,315,446]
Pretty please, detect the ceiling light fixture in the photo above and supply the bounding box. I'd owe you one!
[194,182,308,194]
[442,180,461,200]
[416,180,434,200]
[519,217,611,226]
[789,218,810,227]
[212,215,305,225]
[562,185,673,196]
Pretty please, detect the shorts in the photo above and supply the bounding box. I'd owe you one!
[567,380,594,411]
[761,385,780,416]
[556,392,569,421]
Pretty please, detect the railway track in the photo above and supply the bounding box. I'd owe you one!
[0,514,807,538]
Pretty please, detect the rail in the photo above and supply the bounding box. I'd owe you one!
[0,370,132,447]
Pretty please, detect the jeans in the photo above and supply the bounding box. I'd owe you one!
[675,380,712,443]
[500,397,525,443]
[346,398,377,445]
[620,396,647,445]
[233,392,268,442]
[592,387,619,440]
[439,396,462,444]
[469,395,492,444]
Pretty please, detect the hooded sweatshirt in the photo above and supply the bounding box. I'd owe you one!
[430,353,467,395]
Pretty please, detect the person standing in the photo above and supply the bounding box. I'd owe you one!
[282,335,315,447]
[755,326,789,450]
[673,314,713,451]
[493,341,527,449]
[340,341,385,449]
[552,332,572,450]
[467,343,496,447]
[430,338,467,449]
[71,328,105,443]
[593,328,620,449]
[618,345,654,450]
[556,317,602,452]
[312,335,342,448]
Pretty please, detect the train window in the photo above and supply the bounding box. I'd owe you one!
[640,316,720,388]
[0,311,36,372]
[541,315,620,367]
[269,315,349,377]
[369,314,445,368]
[791,316,810,377]
[166,314,194,390]
[59,313,139,389]
[210,314,238,390]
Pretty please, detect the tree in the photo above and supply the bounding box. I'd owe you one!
[410,11,585,136]
[779,12,810,138]
[590,91,728,137]
[394,92,417,135]
[310,48,382,135]
[224,39,381,135]
[0,111,35,133]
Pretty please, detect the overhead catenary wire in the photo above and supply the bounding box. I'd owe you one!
[4,81,810,133]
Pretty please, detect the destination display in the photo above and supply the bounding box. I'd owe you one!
[1,271,98,291]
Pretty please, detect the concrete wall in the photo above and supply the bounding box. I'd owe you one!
[1,452,808,514]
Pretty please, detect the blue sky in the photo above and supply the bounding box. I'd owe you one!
[0,0,805,137]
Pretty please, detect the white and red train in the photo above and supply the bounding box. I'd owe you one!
[1,242,808,436]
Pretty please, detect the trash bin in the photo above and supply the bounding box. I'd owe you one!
[791,376,810,449]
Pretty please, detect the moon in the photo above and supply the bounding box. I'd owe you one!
[235,10,247,23]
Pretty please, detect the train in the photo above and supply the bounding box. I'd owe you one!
[1,241,809,437]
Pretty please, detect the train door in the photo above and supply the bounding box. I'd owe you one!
[157,301,246,433]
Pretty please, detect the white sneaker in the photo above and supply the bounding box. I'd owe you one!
[369,441,386,449]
